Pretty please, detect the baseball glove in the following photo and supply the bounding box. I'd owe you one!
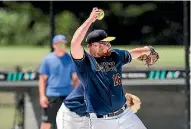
[125,93,141,113]
[138,46,159,67]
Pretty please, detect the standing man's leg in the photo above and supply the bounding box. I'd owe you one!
[40,96,66,129]
[40,107,51,129]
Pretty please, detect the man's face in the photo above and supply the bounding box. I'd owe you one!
[90,41,112,57]
[53,42,66,52]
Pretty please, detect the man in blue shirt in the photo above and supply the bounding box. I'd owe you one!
[39,34,79,129]
[56,84,141,129]
[70,8,158,129]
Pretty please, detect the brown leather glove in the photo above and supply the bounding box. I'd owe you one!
[138,46,159,67]
[125,93,141,113]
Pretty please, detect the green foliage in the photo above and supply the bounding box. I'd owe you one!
[0,2,50,46]
[55,11,80,45]
[0,2,80,46]
[109,3,157,18]
[125,3,157,17]
[0,2,183,46]
[109,3,124,16]
[108,2,182,45]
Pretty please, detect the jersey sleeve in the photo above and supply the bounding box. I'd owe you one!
[115,49,132,65]
[70,50,89,72]
[39,57,49,76]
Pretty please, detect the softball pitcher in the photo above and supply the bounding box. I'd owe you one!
[70,7,159,129]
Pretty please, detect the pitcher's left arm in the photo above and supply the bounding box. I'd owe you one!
[129,46,159,67]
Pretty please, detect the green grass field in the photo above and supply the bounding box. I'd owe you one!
[0,93,15,129]
[0,45,185,70]
[0,106,15,129]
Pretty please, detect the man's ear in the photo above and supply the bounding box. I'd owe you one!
[52,44,56,49]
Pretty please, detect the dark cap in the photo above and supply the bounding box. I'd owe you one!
[86,29,115,44]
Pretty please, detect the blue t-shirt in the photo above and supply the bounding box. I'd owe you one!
[39,52,76,97]
[64,84,87,116]
[72,49,132,115]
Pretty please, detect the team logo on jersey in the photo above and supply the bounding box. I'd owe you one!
[96,61,117,72]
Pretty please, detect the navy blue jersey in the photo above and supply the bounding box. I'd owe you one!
[72,49,132,115]
[64,84,87,116]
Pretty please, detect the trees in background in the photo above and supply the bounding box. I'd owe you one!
[0,2,49,46]
[0,2,79,46]
[0,1,183,46]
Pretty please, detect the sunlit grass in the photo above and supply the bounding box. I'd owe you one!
[0,45,185,70]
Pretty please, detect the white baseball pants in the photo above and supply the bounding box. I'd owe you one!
[56,103,89,129]
[89,107,147,129]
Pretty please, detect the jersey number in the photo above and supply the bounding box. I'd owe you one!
[112,73,122,86]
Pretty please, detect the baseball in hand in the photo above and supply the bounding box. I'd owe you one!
[97,10,104,20]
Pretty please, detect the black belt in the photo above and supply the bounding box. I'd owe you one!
[96,104,127,118]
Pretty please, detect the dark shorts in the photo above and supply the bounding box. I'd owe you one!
[41,96,66,124]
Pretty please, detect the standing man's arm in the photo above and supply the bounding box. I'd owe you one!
[38,58,49,108]
[71,7,100,59]
[71,61,80,88]
[39,75,49,108]
[72,73,80,88]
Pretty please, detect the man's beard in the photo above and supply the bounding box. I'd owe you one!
[103,49,111,56]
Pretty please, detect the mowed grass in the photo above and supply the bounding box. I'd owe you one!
[0,45,185,70]
[0,93,15,129]
[0,46,49,70]
[0,106,15,129]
